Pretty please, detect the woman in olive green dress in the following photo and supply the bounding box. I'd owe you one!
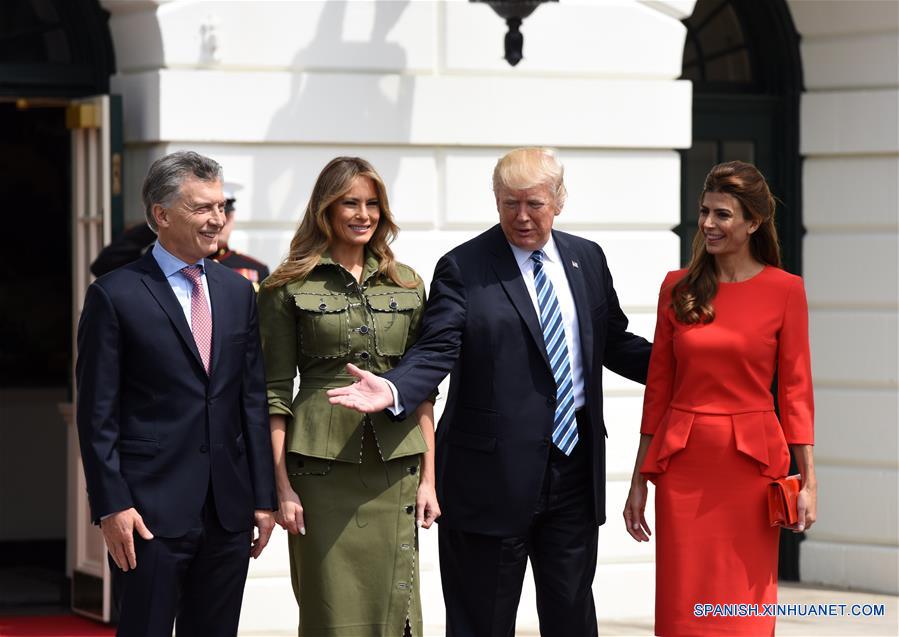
[257,157,439,637]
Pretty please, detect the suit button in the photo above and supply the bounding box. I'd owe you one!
[359,325,369,334]
[199,444,209,453]
[408,466,417,475]
[543,437,551,447]
[547,396,557,406]
[359,351,370,360]
[405,505,414,514]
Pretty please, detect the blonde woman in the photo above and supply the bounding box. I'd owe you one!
[258,157,438,636]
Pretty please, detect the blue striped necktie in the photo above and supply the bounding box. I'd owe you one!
[530,250,578,455]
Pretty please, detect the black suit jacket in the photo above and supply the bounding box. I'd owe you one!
[76,251,277,537]
[385,225,650,536]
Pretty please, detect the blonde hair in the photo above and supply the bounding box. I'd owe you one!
[492,147,567,209]
[264,157,414,289]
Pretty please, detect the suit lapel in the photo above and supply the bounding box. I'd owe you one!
[139,252,206,375]
[554,231,594,381]
[205,261,227,378]
[487,226,552,372]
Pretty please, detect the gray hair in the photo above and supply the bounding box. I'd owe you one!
[142,151,223,232]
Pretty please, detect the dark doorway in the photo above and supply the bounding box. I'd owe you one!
[0,100,71,614]
[0,0,115,614]
[679,0,803,275]
[0,0,114,98]
[679,0,804,581]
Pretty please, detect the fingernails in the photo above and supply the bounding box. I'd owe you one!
[417,520,423,528]
[299,527,306,536]
[633,523,639,530]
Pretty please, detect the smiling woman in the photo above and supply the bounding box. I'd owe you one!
[674,161,782,324]
[624,160,816,637]
[328,174,381,264]
[257,156,438,637]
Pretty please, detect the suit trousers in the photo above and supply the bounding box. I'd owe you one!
[439,412,599,637]
[111,486,252,637]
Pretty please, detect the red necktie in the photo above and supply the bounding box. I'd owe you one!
[180,265,212,374]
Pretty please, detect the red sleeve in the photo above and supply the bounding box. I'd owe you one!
[640,272,679,435]
[777,276,815,444]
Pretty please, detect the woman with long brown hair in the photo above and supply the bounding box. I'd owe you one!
[624,161,817,636]
[257,157,439,636]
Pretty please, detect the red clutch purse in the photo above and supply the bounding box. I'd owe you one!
[768,474,801,527]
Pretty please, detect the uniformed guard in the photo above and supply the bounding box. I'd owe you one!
[212,183,270,290]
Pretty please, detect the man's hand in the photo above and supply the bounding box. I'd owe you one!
[251,509,276,559]
[100,508,154,572]
[327,363,394,413]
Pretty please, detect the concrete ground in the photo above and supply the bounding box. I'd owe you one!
[594,584,899,637]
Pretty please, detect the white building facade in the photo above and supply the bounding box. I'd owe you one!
[2,0,891,633]
[95,0,898,633]
[100,3,689,630]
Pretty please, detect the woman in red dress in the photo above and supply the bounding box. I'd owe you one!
[624,161,818,636]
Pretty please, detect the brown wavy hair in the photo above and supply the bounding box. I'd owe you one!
[264,157,415,289]
[672,161,782,324]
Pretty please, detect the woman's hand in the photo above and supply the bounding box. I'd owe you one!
[416,479,441,529]
[789,480,817,533]
[276,487,306,536]
[623,478,652,542]
[788,446,817,533]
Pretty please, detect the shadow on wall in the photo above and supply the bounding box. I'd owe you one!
[103,0,165,226]
[258,0,414,238]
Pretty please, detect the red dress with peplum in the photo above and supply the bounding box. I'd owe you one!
[640,266,814,636]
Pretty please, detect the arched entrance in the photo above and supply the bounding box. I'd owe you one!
[678,0,804,580]
[0,0,116,615]
[679,0,803,275]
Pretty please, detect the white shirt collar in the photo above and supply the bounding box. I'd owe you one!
[507,234,560,270]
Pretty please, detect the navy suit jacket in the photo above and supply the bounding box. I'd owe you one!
[76,250,276,537]
[384,225,651,536]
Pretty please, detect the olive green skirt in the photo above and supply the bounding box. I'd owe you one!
[287,422,422,637]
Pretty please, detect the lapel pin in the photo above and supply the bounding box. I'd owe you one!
[572,260,579,269]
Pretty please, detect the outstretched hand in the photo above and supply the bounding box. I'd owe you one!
[327,364,395,413]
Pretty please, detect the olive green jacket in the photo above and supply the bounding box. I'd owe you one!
[257,250,429,462]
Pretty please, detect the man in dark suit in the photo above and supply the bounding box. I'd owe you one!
[328,148,651,636]
[76,151,277,636]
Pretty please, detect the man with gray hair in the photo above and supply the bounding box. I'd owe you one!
[76,150,276,636]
